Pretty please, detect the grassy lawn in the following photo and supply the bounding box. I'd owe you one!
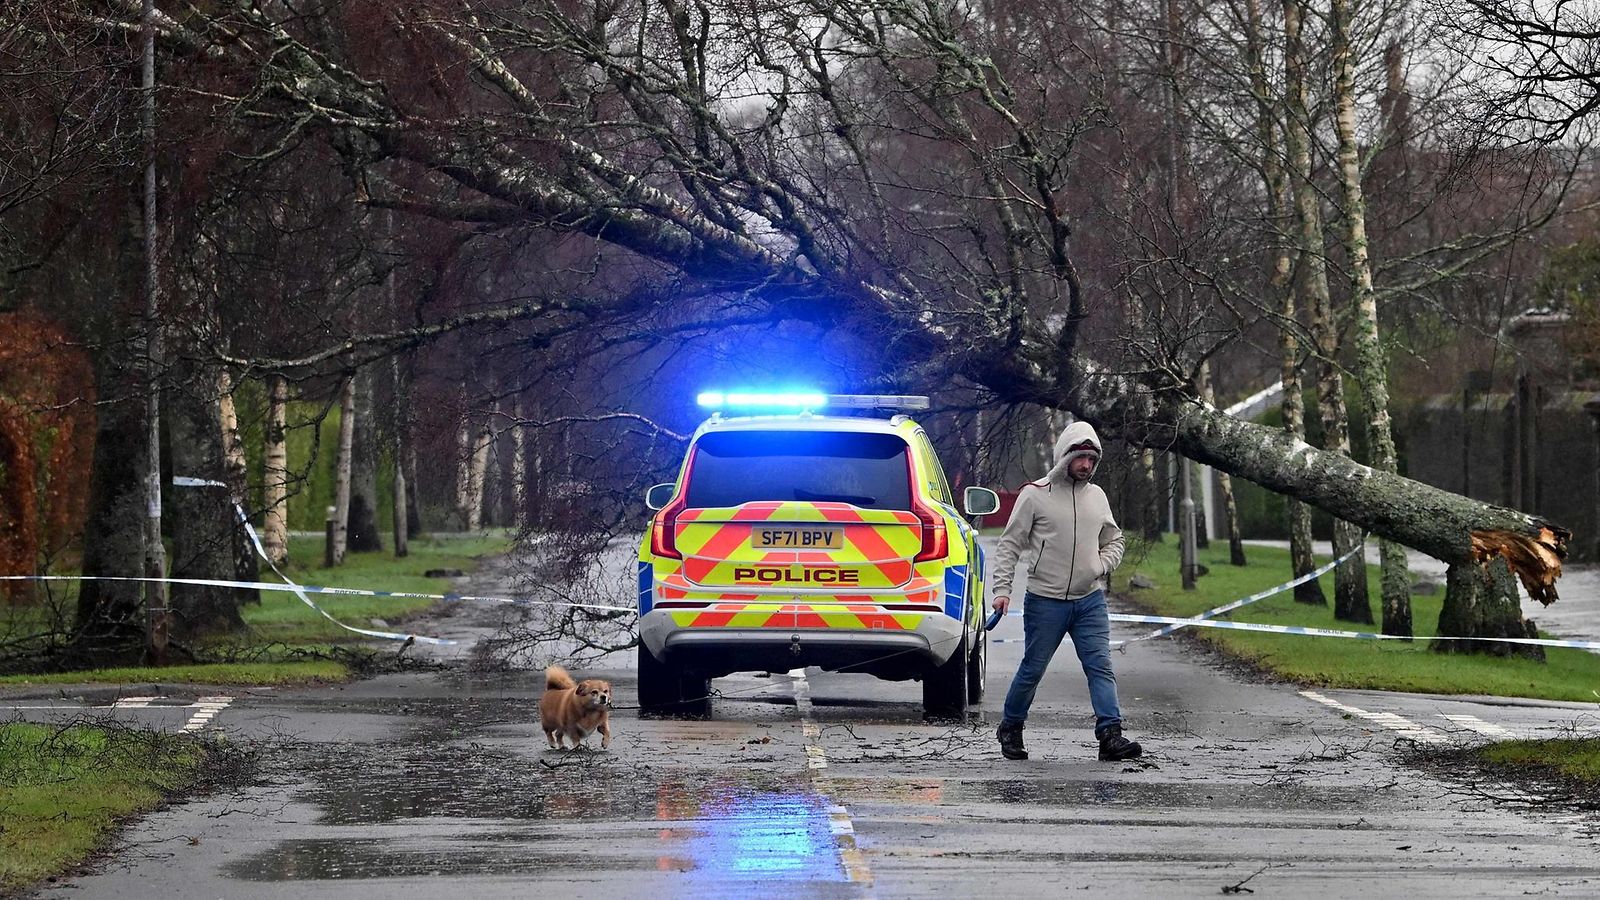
[1115,540,1600,704]
[0,723,205,891]
[1475,738,1600,785]
[241,531,513,643]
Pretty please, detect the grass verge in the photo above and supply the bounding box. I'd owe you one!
[0,723,206,892]
[240,532,513,643]
[0,660,346,687]
[1115,540,1600,704]
[1474,738,1600,785]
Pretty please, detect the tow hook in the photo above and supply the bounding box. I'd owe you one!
[790,633,802,657]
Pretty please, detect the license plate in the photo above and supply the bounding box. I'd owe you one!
[751,527,843,549]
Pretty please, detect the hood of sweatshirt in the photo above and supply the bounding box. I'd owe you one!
[1046,420,1103,483]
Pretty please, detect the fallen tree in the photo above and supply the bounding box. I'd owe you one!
[56,0,1569,649]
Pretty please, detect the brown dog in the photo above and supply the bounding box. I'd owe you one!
[539,666,613,750]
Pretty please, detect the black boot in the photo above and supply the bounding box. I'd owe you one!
[997,722,1029,760]
[1097,725,1142,761]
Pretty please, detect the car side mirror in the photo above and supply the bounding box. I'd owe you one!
[963,486,1000,517]
[645,483,677,511]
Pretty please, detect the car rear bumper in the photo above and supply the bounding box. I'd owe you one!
[638,607,965,680]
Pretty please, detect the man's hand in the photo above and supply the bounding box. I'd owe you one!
[991,595,1010,615]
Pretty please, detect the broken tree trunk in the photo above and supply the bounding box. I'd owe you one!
[1432,559,1543,660]
[1064,371,1570,617]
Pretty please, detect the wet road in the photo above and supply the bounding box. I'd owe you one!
[10,608,1600,898]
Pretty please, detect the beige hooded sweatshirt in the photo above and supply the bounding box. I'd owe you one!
[991,421,1126,601]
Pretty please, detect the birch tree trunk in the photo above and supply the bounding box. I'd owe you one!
[167,352,249,637]
[391,357,409,558]
[511,396,527,530]
[467,420,491,531]
[1331,0,1412,637]
[216,370,259,600]
[347,370,383,552]
[330,377,354,564]
[262,374,289,565]
[1284,0,1370,623]
[455,406,473,530]
[1245,0,1322,602]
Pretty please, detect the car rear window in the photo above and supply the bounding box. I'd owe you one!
[685,431,912,510]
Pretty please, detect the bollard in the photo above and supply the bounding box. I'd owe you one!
[324,505,337,568]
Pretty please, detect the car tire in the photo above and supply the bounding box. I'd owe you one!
[966,625,986,705]
[637,645,712,718]
[922,630,970,719]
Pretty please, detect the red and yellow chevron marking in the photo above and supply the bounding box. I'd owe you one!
[675,502,921,588]
[666,604,926,630]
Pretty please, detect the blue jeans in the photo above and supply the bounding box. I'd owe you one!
[1001,589,1122,737]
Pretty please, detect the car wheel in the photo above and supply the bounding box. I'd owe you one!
[966,625,986,705]
[637,645,712,718]
[922,630,970,719]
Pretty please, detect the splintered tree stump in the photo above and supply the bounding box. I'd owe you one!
[1431,559,1544,661]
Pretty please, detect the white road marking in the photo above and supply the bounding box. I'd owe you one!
[1439,714,1518,739]
[181,696,233,733]
[1299,690,1448,744]
[113,696,158,708]
[790,670,873,891]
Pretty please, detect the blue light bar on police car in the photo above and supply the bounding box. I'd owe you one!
[696,392,930,412]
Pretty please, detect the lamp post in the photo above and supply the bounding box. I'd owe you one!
[1585,397,1600,561]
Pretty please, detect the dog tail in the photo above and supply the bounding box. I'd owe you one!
[545,665,576,690]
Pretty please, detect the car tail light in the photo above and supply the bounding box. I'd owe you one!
[650,453,695,560]
[907,452,948,562]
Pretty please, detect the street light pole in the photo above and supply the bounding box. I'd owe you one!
[141,0,169,664]
[1586,397,1600,562]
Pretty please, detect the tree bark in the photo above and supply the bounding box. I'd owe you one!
[391,358,409,558]
[1332,0,1412,636]
[72,347,149,663]
[217,370,259,601]
[1245,0,1321,602]
[166,354,248,638]
[510,395,527,530]
[262,374,289,565]
[347,369,383,553]
[330,377,354,564]
[467,419,491,531]
[1432,559,1543,660]
[1284,0,1369,623]
[1139,448,1163,542]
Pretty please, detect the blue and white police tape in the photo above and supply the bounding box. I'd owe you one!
[1119,542,1365,645]
[1,477,632,647]
[177,475,457,646]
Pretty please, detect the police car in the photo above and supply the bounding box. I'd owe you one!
[636,392,1000,717]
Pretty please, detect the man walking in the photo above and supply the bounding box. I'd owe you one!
[990,421,1142,762]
